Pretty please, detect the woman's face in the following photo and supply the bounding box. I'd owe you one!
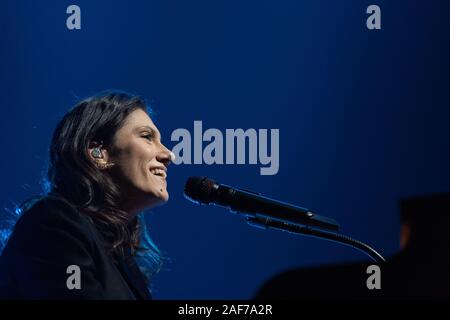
[105,109,173,214]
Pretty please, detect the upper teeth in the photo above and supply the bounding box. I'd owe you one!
[150,168,166,178]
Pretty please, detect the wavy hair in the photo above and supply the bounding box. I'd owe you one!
[45,90,162,280]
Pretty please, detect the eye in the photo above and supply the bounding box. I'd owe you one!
[142,133,154,142]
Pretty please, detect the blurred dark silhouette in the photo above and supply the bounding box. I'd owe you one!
[255,193,450,299]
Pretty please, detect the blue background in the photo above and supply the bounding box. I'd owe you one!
[1,0,449,299]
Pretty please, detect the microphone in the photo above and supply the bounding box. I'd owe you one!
[184,176,340,232]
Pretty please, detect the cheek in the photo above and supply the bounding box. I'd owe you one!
[115,146,152,178]
[125,143,155,164]
[128,145,158,183]
[112,140,163,193]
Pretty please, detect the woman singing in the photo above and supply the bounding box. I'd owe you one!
[0,91,174,299]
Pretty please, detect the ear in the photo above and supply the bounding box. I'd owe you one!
[87,141,111,164]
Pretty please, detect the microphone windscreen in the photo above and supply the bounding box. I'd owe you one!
[184,176,216,204]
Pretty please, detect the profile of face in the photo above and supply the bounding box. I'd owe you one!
[88,109,173,215]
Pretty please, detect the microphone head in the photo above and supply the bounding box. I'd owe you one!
[184,176,217,205]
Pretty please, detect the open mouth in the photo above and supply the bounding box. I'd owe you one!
[150,167,167,179]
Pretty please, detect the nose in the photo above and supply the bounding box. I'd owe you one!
[156,142,173,168]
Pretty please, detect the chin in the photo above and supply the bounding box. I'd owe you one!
[146,190,169,207]
[157,192,169,204]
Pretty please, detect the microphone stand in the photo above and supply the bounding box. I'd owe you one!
[247,215,386,264]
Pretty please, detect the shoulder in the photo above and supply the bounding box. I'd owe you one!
[6,195,96,255]
[0,196,111,299]
[15,195,88,229]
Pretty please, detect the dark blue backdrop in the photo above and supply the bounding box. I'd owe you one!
[1,0,449,299]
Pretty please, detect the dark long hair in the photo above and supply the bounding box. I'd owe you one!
[46,90,162,279]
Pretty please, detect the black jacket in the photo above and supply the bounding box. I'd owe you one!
[0,195,152,300]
